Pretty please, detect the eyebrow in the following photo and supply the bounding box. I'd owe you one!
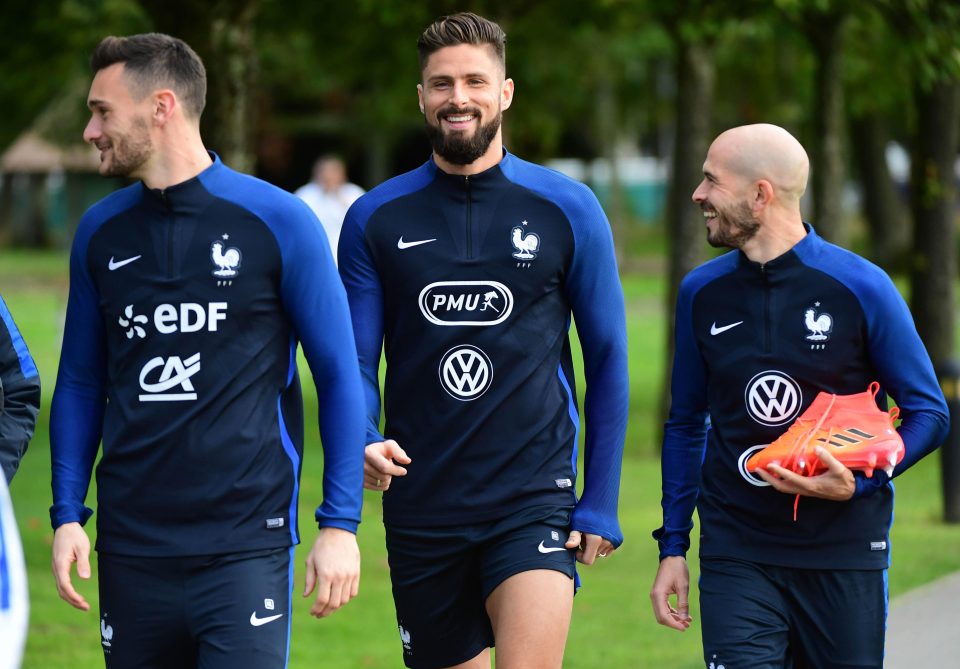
[427,72,490,82]
[87,98,108,110]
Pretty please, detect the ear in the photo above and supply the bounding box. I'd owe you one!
[153,89,177,126]
[416,83,425,114]
[500,78,514,112]
[753,179,774,212]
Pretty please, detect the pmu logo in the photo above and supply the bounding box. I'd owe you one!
[438,345,493,400]
[418,281,513,326]
[138,353,201,402]
[744,371,802,426]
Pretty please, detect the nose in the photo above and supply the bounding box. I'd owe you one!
[450,81,470,106]
[83,115,101,144]
[692,180,707,203]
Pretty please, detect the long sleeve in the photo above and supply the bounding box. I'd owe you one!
[278,200,367,533]
[0,295,41,483]
[49,218,108,528]
[338,203,386,446]
[851,271,949,497]
[653,275,709,560]
[562,187,630,547]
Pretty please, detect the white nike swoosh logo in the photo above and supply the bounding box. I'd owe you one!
[397,237,437,250]
[249,612,284,627]
[108,255,142,270]
[537,541,568,554]
[710,321,744,336]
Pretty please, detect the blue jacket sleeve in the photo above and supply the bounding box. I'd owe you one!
[850,272,949,498]
[50,220,107,528]
[563,187,630,547]
[338,203,386,446]
[276,200,367,533]
[653,275,708,560]
[0,294,41,484]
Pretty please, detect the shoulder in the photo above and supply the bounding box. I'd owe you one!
[76,182,143,251]
[499,153,603,224]
[795,230,897,303]
[680,251,738,298]
[78,182,142,231]
[200,162,314,227]
[346,160,436,230]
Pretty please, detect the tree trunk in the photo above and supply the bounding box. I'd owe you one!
[807,15,847,245]
[140,0,261,173]
[848,113,909,268]
[659,38,715,438]
[595,71,627,266]
[909,79,960,367]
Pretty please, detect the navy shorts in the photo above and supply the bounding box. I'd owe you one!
[97,547,294,669]
[386,505,577,669]
[700,557,887,669]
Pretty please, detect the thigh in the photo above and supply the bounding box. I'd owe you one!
[786,568,886,669]
[485,570,573,669]
[386,526,492,669]
[480,507,575,669]
[191,547,293,669]
[97,553,195,669]
[699,557,791,669]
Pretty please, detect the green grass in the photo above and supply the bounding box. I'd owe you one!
[4,248,960,668]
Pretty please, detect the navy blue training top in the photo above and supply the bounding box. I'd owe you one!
[50,154,366,557]
[0,294,41,483]
[339,151,629,545]
[655,225,949,569]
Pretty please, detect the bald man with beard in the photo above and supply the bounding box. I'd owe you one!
[650,124,948,668]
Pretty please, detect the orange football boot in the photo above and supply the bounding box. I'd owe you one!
[746,381,904,479]
[745,382,903,521]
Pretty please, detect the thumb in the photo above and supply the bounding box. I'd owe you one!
[565,530,581,549]
[385,440,412,464]
[814,446,844,472]
[303,562,316,598]
[77,550,91,580]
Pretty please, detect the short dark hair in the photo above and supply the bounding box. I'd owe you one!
[91,33,207,119]
[417,12,506,73]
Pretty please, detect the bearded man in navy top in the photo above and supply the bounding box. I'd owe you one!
[339,12,629,669]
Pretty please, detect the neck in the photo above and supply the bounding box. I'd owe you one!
[740,213,807,264]
[433,134,504,176]
[139,125,213,191]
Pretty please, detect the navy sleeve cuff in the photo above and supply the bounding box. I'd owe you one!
[851,468,891,499]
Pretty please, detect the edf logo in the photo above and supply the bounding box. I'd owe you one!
[744,371,802,426]
[119,302,228,338]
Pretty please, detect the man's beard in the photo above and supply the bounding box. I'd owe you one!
[101,116,153,178]
[425,107,501,166]
[707,200,761,249]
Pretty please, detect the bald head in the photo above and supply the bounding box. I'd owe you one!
[710,124,809,205]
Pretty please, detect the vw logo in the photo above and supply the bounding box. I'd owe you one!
[439,345,493,401]
[744,371,802,426]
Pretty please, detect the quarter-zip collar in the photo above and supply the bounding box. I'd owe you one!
[139,151,223,212]
[737,222,819,275]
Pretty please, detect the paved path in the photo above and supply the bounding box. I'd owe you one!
[885,570,960,667]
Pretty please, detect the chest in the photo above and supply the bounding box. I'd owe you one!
[88,208,283,348]
[366,185,574,317]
